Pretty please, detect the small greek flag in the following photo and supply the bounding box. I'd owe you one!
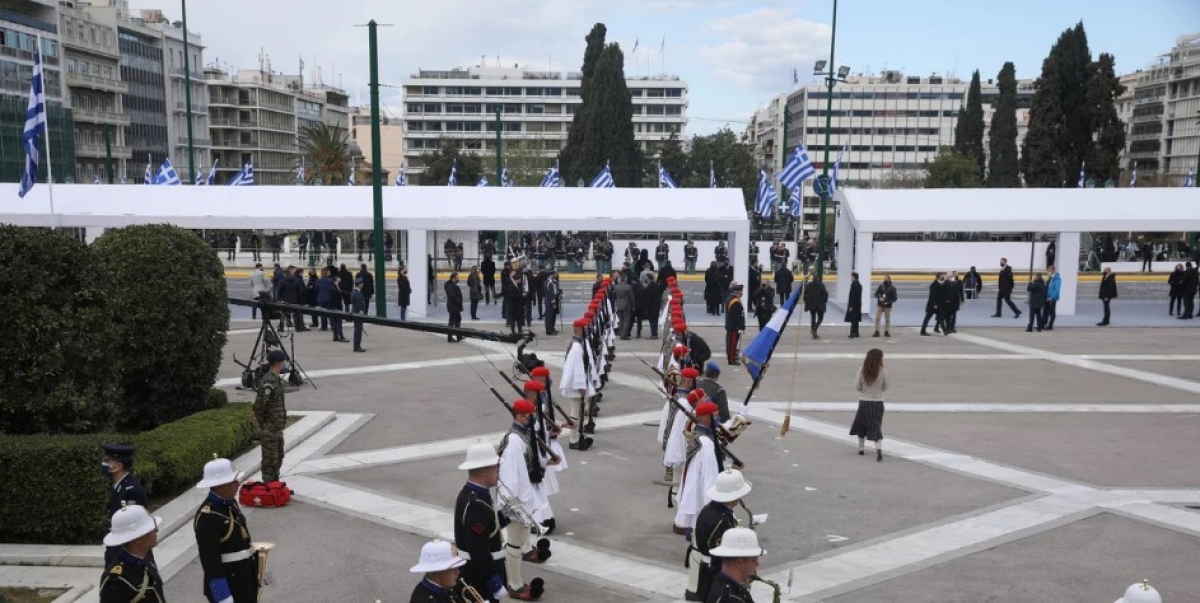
[18,50,46,198]
[589,162,615,188]
[152,159,182,185]
[447,160,458,186]
[789,186,802,218]
[1130,162,1137,188]
[501,163,512,187]
[831,142,847,195]
[1077,161,1086,188]
[477,176,489,187]
[658,163,678,189]
[777,144,816,189]
[229,158,254,186]
[396,162,406,186]
[540,162,559,187]
[710,161,717,188]
[1186,168,1195,188]
[348,158,356,186]
[93,171,101,185]
[206,158,219,185]
[143,155,152,185]
[120,176,127,185]
[754,169,777,218]
[195,163,204,185]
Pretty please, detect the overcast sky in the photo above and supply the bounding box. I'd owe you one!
[134,0,1199,136]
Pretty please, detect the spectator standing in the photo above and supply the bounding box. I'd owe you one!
[356,263,375,315]
[396,267,412,321]
[993,258,1021,319]
[337,263,354,311]
[845,272,863,338]
[963,266,983,300]
[873,275,897,338]
[351,279,367,352]
[1044,265,1061,330]
[752,279,776,331]
[613,275,636,340]
[304,269,319,328]
[1026,274,1047,332]
[249,263,270,320]
[1140,237,1153,272]
[481,255,497,304]
[444,272,464,343]
[704,262,722,315]
[249,231,261,262]
[467,265,483,320]
[774,264,794,308]
[315,268,337,334]
[269,233,281,263]
[226,232,238,261]
[1045,240,1056,271]
[849,348,888,462]
[1168,264,1185,316]
[1098,267,1118,326]
[1181,262,1199,320]
[639,274,662,340]
[803,274,829,339]
[944,271,962,334]
[921,273,948,337]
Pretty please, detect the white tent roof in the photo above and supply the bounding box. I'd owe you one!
[0,184,748,232]
[842,187,1200,233]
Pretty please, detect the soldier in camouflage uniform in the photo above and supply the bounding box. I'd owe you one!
[253,350,288,482]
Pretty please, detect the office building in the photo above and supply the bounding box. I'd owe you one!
[1122,33,1200,186]
[0,0,75,185]
[351,105,404,185]
[60,0,127,181]
[206,67,299,185]
[142,10,208,181]
[401,65,688,180]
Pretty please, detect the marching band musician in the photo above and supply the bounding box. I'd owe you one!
[674,402,723,535]
[706,528,766,603]
[521,379,558,535]
[561,318,595,451]
[408,539,470,603]
[455,443,509,602]
[193,457,258,603]
[530,365,568,535]
[686,469,754,602]
[100,503,164,603]
[497,398,552,600]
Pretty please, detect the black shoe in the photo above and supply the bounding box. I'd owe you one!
[1015,312,1022,319]
[990,314,1002,318]
[920,331,930,336]
[684,591,701,602]
[1096,322,1108,326]
[569,437,593,451]
[1045,326,1053,331]
[354,348,366,353]
[872,331,880,337]
[858,450,865,456]
[877,450,883,462]
[1026,327,1033,332]
[540,518,556,535]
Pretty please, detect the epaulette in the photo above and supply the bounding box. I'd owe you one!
[199,504,212,514]
[109,563,123,576]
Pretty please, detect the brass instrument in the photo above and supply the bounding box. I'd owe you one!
[496,480,547,536]
[457,577,486,603]
[751,574,782,603]
[254,541,275,602]
[739,500,761,529]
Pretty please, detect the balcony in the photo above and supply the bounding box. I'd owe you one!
[66,72,128,94]
[1127,148,1159,160]
[209,96,238,107]
[73,107,129,125]
[76,143,132,159]
[176,137,212,146]
[168,67,205,79]
[1128,132,1162,142]
[63,34,118,58]
[1131,113,1164,124]
[174,101,209,112]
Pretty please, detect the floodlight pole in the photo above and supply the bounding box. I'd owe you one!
[814,0,839,280]
[368,19,387,316]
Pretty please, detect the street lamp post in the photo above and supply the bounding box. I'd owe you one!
[812,0,847,280]
[181,0,196,184]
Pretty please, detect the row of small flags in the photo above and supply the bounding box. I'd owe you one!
[1076,161,1195,188]
[134,155,251,186]
[755,142,846,218]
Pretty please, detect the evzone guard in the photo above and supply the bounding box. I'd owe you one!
[521,378,561,535]
[674,401,724,535]
[561,318,596,451]
[658,367,701,491]
[529,365,569,534]
[497,398,553,600]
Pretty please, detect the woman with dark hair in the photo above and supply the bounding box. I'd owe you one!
[396,267,412,321]
[850,349,888,462]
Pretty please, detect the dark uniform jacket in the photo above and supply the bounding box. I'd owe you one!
[945,278,963,310]
[706,571,754,602]
[193,492,257,603]
[803,281,828,313]
[925,280,945,314]
[1027,279,1047,310]
[774,268,794,299]
[1099,273,1119,300]
[1185,267,1199,297]
[998,265,1015,295]
[845,280,863,322]
[454,482,507,601]
[445,280,463,313]
[696,378,731,423]
[725,296,745,332]
[107,473,149,518]
[408,579,466,603]
[655,243,670,264]
[99,549,165,603]
[397,275,412,307]
[694,500,738,600]
[687,333,712,369]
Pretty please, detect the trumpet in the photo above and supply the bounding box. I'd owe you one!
[457,577,486,603]
[496,480,547,536]
[254,541,275,602]
[751,574,782,603]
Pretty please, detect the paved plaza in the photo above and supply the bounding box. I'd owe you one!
[8,318,1200,602]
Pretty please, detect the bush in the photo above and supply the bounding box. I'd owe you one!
[0,225,122,434]
[93,225,229,431]
[0,405,257,544]
[205,387,229,409]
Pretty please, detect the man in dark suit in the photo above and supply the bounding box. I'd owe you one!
[992,258,1021,319]
[444,272,464,342]
[1098,267,1118,326]
[351,279,367,352]
[612,275,636,340]
[1180,262,1198,320]
[944,271,963,334]
[922,273,949,336]
[357,263,375,315]
[774,264,794,308]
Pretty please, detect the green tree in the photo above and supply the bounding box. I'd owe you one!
[953,70,986,184]
[584,43,643,187]
[501,138,555,186]
[418,139,484,186]
[987,62,1022,187]
[0,227,121,434]
[560,23,607,186]
[924,147,983,188]
[1022,23,1094,187]
[1084,53,1127,184]
[686,128,759,210]
[298,122,351,185]
[644,131,689,187]
[93,225,228,431]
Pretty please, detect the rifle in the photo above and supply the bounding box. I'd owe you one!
[465,360,561,466]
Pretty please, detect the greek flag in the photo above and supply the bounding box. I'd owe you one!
[143,155,152,185]
[152,159,182,185]
[348,158,356,186]
[777,144,816,189]
[447,160,458,186]
[120,176,127,185]
[296,159,305,184]
[540,162,559,187]
[1077,162,1086,188]
[396,162,406,186]
[501,164,512,187]
[1186,168,1195,188]
[1130,163,1137,188]
[658,163,678,189]
[742,286,803,383]
[229,158,254,186]
[206,158,219,185]
[710,161,717,188]
[477,176,489,187]
[195,163,204,185]
[789,186,802,218]
[93,171,101,185]
[589,162,615,188]
[18,50,46,198]
[831,142,847,195]
[754,169,776,218]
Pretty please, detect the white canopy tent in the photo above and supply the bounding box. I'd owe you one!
[836,187,1200,316]
[0,184,750,317]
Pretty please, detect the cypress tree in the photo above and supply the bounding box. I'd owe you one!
[953,70,986,183]
[1084,53,1127,184]
[987,62,1021,187]
[590,43,642,187]
[560,23,607,186]
[1022,23,1095,187]
[1059,23,1095,178]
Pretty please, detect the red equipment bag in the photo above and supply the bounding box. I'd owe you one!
[238,480,293,508]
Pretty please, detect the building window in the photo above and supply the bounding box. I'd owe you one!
[646,105,665,115]
[504,87,522,96]
[665,88,682,98]
[546,87,562,96]
[647,89,665,98]
[485,103,503,113]
[503,104,521,114]
[407,103,423,113]
[526,104,544,114]
[486,87,503,96]
[526,87,543,96]
[566,88,580,97]
[629,88,643,97]
[665,105,682,116]
[423,86,440,95]
[423,103,442,113]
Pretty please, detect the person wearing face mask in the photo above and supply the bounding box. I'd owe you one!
[101,444,149,567]
[193,457,257,603]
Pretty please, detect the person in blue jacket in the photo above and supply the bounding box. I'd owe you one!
[1044,265,1062,331]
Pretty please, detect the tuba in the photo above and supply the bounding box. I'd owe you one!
[254,542,275,602]
[751,574,782,603]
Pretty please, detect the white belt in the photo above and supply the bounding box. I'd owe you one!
[221,549,253,563]
[689,549,711,564]
[456,551,506,561]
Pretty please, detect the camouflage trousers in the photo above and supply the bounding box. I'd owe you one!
[260,430,285,482]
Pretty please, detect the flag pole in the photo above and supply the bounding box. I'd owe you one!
[36,37,56,229]
[741,281,805,408]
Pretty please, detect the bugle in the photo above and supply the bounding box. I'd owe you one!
[254,541,275,602]
[751,574,782,603]
[457,577,487,603]
[496,480,547,536]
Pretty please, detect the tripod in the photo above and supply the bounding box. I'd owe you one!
[234,306,316,390]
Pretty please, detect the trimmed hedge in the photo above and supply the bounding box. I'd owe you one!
[0,403,256,544]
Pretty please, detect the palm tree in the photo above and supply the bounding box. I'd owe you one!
[298,122,350,185]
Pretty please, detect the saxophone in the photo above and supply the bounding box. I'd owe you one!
[751,574,782,603]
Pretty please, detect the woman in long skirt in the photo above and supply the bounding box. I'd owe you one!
[849,348,888,461]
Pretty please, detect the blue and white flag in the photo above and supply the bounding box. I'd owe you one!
[742,285,803,383]
[195,163,204,185]
[121,176,127,185]
[18,50,47,198]
[447,160,458,186]
[229,158,254,186]
[754,169,776,218]
[348,158,356,186]
[710,161,717,188]
[830,142,847,195]
[1077,161,1086,188]
[206,158,219,185]
[777,144,816,189]
[589,162,615,188]
[788,186,802,218]
[152,159,182,185]
[501,163,512,187]
[540,162,559,188]
[1129,162,1137,188]
[658,163,678,189]
[477,176,489,187]
[396,162,406,186]
[93,171,101,185]
[295,159,305,184]
[143,155,152,185]
[1186,168,1195,188]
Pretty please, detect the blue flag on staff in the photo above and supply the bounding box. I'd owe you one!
[206,158,219,185]
[18,49,46,199]
[754,169,776,218]
[229,158,254,186]
[589,162,615,188]
[143,155,152,184]
[658,163,678,189]
[501,163,512,187]
[396,162,406,186]
[540,161,559,187]
[788,185,802,218]
[777,144,816,189]
[477,176,489,187]
[741,284,804,385]
[151,159,182,185]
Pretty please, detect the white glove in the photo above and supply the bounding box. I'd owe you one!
[738,404,751,417]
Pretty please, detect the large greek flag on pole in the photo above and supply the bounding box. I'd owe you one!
[18,50,46,198]
[754,169,776,218]
[658,163,678,189]
[447,160,458,186]
[152,159,182,185]
[589,162,615,188]
[777,144,816,189]
[1186,168,1195,188]
[742,285,803,382]
[396,162,406,186]
[143,155,152,185]
[477,176,489,187]
[195,163,205,185]
[501,164,512,187]
[540,162,559,187]
[830,142,847,195]
[229,158,254,186]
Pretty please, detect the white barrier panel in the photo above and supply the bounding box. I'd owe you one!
[872,241,1053,272]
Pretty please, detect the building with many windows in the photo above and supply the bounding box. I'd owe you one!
[0,0,75,185]
[1121,33,1200,186]
[351,105,404,185]
[401,66,687,180]
[59,1,127,181]
[145,12,208,182]
[205,67,299,185]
